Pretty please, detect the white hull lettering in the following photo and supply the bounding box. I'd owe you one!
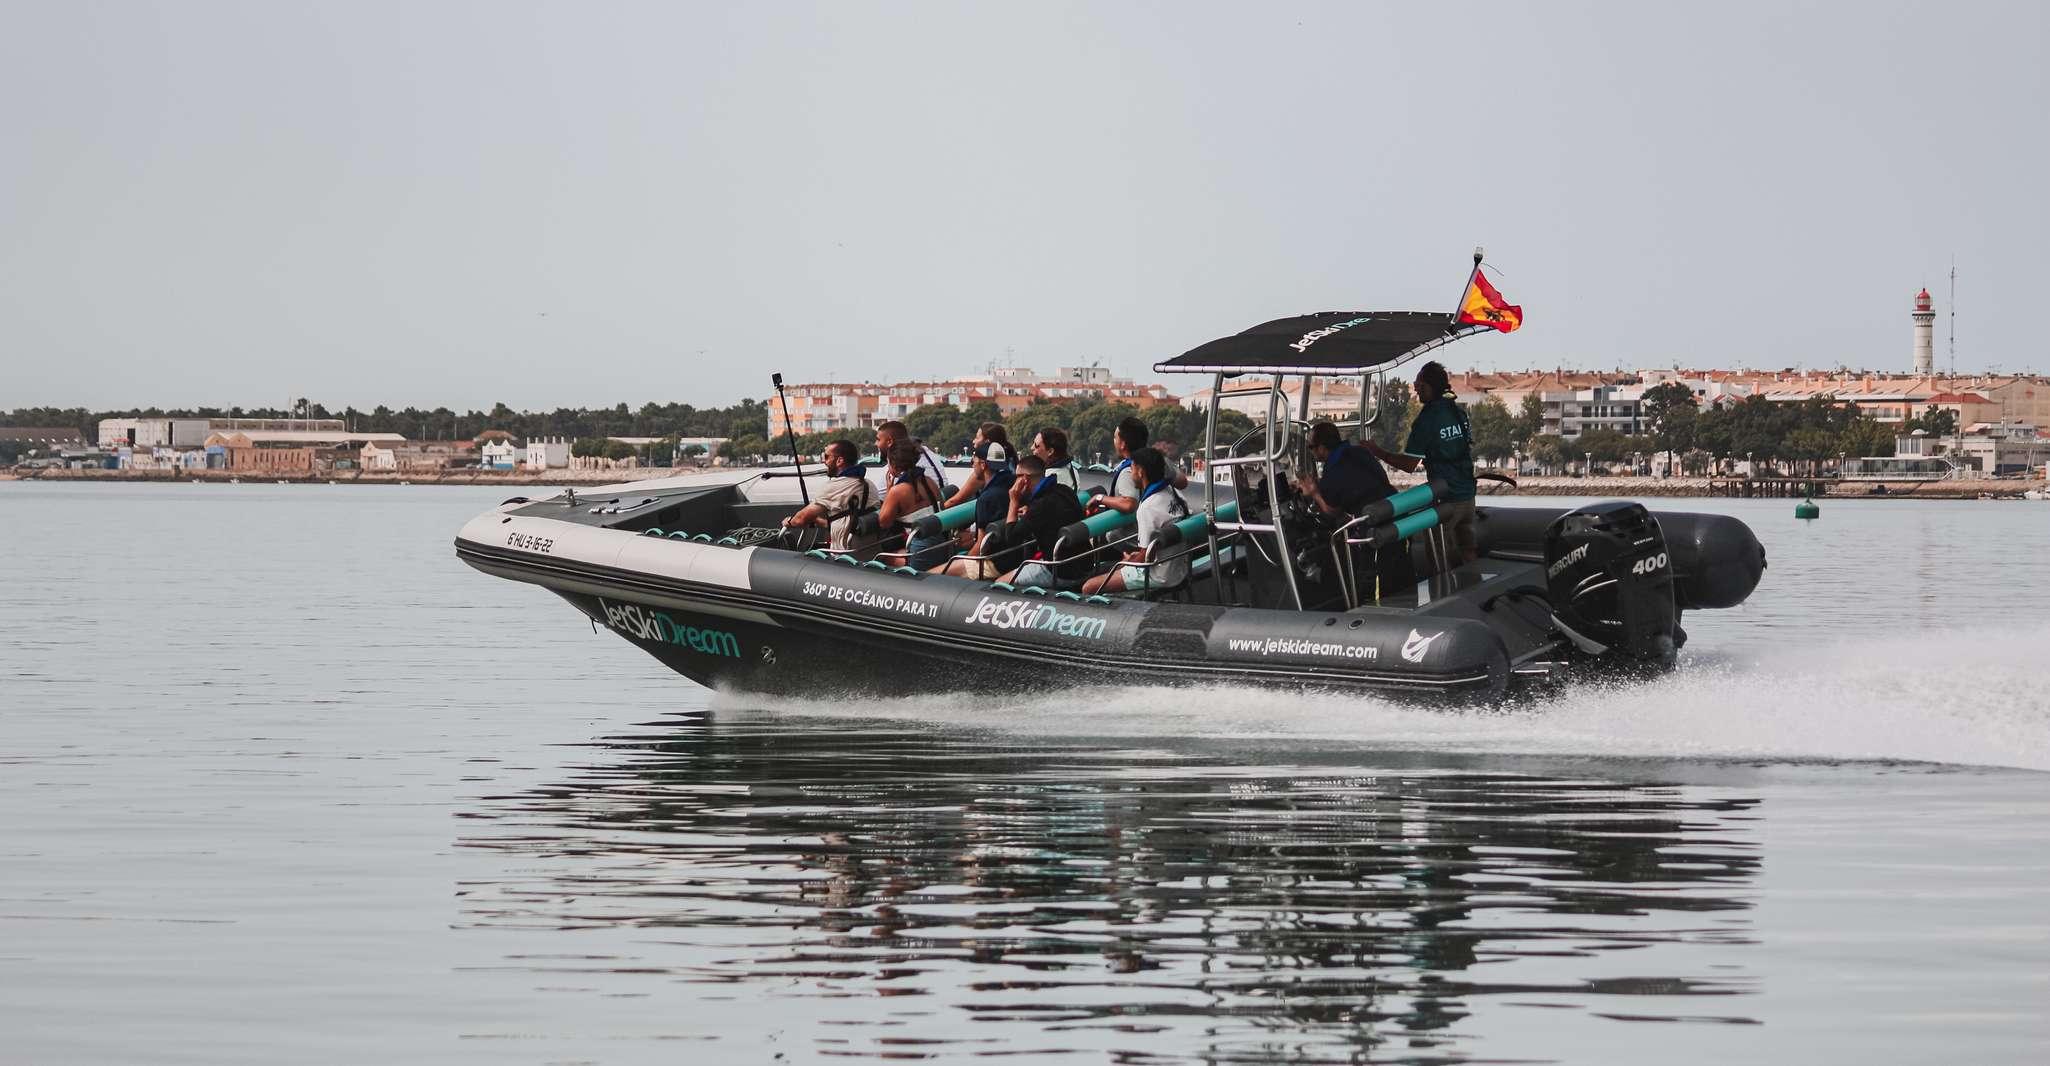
[1548,544,1590,578]
[799,580,940,620]
[961,596,1107,640]
[1225,636,1379,661]
[1288,316,1372,353]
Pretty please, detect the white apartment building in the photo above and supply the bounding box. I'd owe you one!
[1552,384,1649,438]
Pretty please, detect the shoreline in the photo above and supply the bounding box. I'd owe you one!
[6,467,2043,499]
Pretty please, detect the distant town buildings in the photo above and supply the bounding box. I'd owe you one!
[13,294,2043,480]
[767,366,1176,438]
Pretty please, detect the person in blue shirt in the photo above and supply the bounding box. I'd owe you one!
[934,439,1016,577]
[1294,421,1395,518]
[1364,361,1479,564]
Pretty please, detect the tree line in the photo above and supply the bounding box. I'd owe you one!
[725,396,1260,467]
[1456,384,1944,475]
[0,398,770,443]
[7,384,1941,475]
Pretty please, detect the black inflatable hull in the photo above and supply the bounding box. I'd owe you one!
[458,537,1518,701]
[456,497,1763,705]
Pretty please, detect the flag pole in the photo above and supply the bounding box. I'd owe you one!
[1450,246,1484,323]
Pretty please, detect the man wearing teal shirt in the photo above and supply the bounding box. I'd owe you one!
[1365,361,1479,565]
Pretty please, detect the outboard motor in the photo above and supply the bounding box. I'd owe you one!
[1543,501,1681,669]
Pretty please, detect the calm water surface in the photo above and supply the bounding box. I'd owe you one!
[2,483,2047,1064]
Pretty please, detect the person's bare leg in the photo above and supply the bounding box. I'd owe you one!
[1083,569,1127,595]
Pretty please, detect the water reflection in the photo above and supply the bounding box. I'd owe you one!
[456,713,1762,1062]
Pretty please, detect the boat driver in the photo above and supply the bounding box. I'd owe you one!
[1294,421,1395,518]
[780,440,873,551]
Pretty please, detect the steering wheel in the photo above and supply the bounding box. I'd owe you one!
[1223,423,1320,569]
[1225,423,1311,508]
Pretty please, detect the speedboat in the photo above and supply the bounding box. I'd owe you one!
[456,275,1764,702]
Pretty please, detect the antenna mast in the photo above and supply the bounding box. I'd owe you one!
[1948,258,1956,377]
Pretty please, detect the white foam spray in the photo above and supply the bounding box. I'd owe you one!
[713,625,2050,772]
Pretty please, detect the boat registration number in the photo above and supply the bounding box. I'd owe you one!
[507,531,555,554]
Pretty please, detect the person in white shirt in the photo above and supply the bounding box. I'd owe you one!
[1094,416,1186,516]
[779,440,873,551]
[1083,447,1190,594]
[1030,427,1084,492]
[868,419,950,500]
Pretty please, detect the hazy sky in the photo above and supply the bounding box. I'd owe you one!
[3,1,2044,411]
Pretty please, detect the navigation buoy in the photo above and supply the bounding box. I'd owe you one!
[1795,498,1820,520]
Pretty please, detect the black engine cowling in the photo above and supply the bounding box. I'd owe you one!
[1544,501,1681,668]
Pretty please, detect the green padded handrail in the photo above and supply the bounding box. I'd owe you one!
[1392,506,1440,540]
[1385,483,1436,519]
[1075,502,1136,540]
[925,487,1098,536]
[1361,505,1443,549]
[1170,499,1239,543]
[1356,480,1447,528]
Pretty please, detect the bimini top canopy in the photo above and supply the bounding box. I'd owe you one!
[1154,311,1488,376]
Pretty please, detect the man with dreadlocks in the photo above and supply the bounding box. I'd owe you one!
[1365,360,1479,565]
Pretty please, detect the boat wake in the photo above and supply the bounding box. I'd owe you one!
[711,625,2050,772]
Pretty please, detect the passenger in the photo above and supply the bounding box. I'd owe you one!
[1030,427,1084,492]
[878,440,951,569]
[1082,447,1190,595]
[868,419,951,500]
[779,439,873,551]
[1095,416,1187,515]
[999,454,1088,589]
[934,439,1018,577]
[943,422,1011,507]
[1293,421,1396,518]
[1364,360,1479,564]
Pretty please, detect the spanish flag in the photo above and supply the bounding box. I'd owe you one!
[1458,271,1523,333]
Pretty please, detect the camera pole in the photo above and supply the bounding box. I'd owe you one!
[772,373,809,505]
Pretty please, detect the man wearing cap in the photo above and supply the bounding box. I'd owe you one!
[933,438,1016,577]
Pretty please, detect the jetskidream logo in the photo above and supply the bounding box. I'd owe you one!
[1288,316,1372,353]
[961,596,1107,640]
[599,598,742,658]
